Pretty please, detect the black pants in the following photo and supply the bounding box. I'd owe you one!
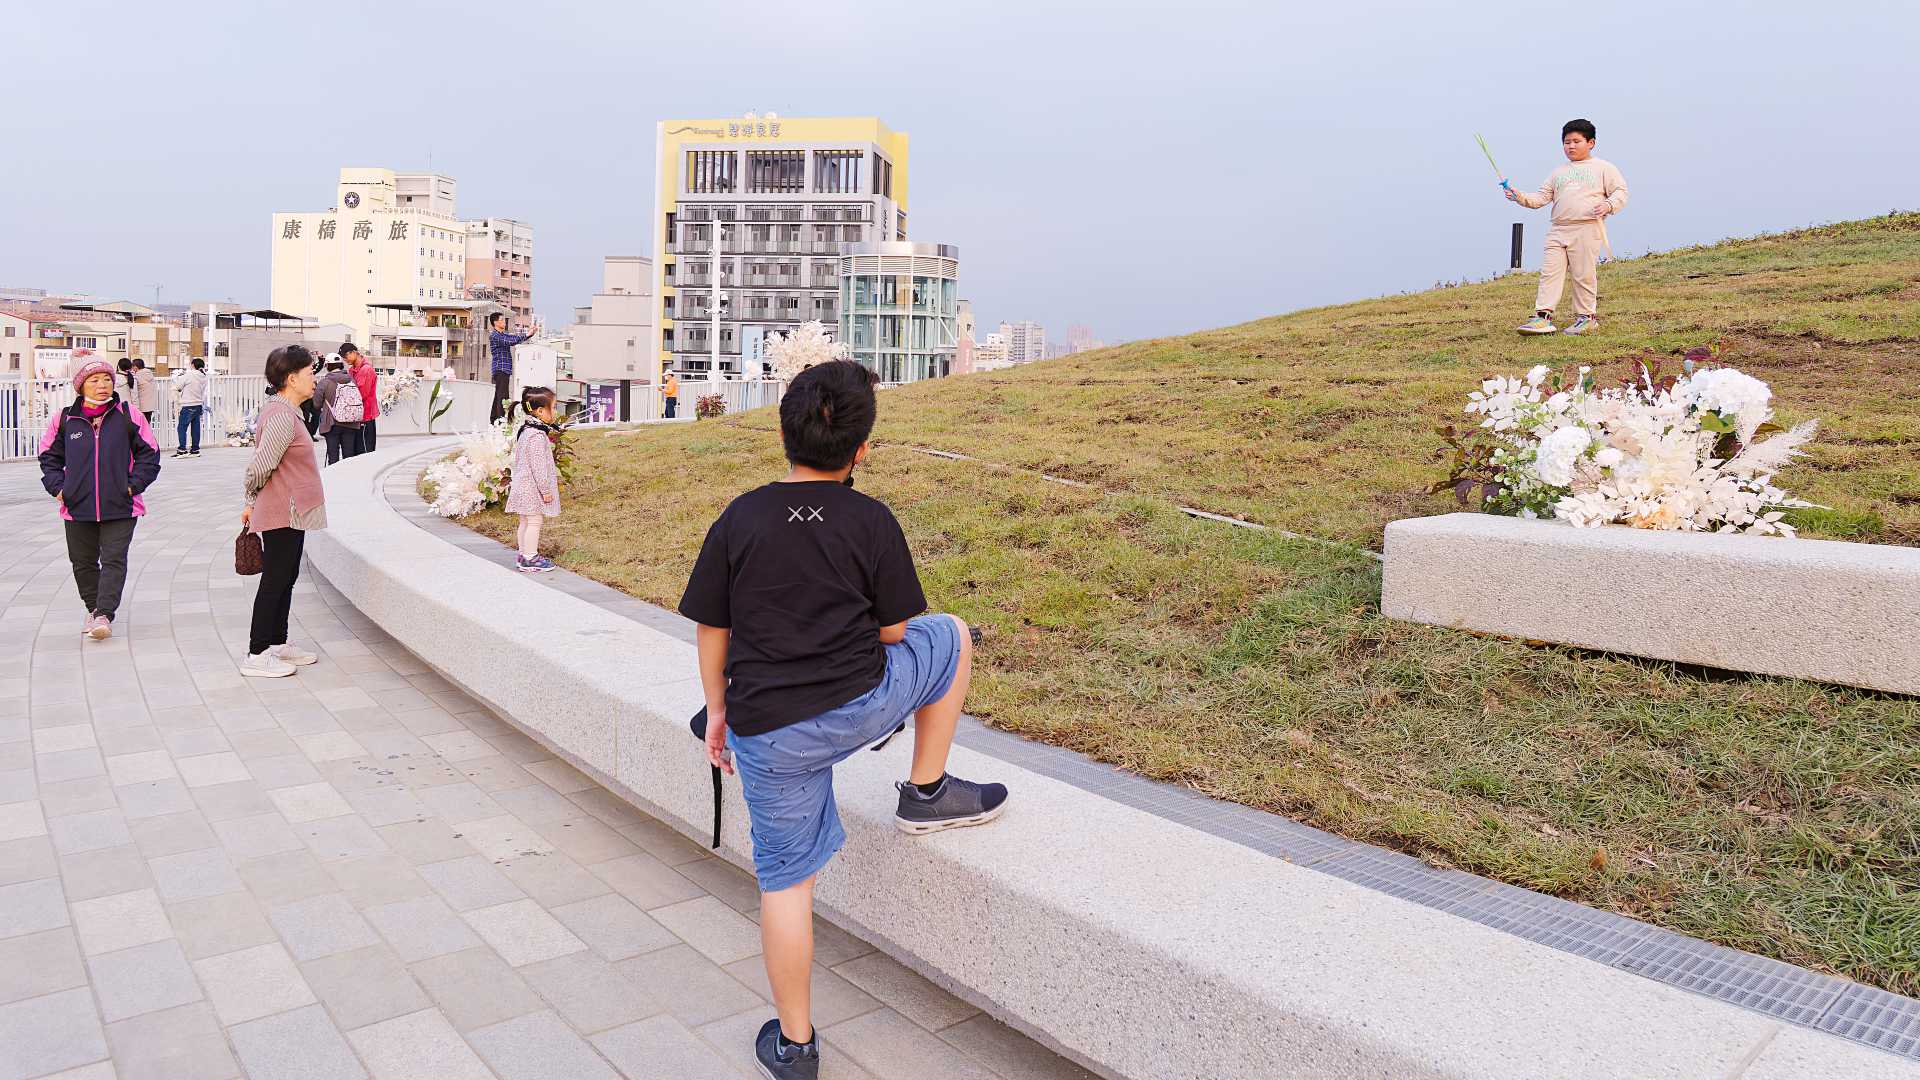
[360,418,377,453]
[491,371,512,423]
[324,426,361,465]
[300,401,321,437]
[64,518,138,620]
[663,397,677,418]
[249,528,305,656]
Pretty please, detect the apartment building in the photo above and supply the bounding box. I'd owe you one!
[568,256,655,382]
[465,218,536,332]
[998,320,1047,365]
[652,114,908,379]
[838,241,959,383]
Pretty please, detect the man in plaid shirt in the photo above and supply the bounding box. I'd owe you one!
[488,312,534,422]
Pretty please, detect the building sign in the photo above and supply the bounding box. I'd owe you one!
[389,221,408,241]
[318,219,337,240]
[667,121,784,139]
[282,220,301,239]
[741,325,768,375]
[353,221,373,240]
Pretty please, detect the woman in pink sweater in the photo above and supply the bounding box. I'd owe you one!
[239,346,327,678]
[504,385,562,573]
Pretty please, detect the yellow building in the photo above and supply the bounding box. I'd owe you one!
[652,114,908,380]
[270,169,475,348]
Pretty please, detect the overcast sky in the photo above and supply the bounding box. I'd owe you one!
[2,1,1914,345]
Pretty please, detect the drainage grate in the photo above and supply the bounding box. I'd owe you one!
[1616,937,1847,1027]
[1450,885,1655,965]
[1817,984,1920,1059]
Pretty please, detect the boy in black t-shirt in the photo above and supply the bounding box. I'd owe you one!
[679,361,1008,1080]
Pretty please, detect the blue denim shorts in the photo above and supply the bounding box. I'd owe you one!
[728,614,963,893]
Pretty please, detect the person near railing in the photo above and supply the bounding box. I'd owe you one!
[39,359,162,641]
[663,370,680,418]
[487,312,533,424]
[239,345,326,679]
[173,358,208,458]
[131,359,157,426]
[312,355,363,465]
[342,343,380,453]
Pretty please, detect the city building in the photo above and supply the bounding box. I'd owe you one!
[366,300,505,380]
[465,218,536,331]
[270,168,527,346]
[953,300,976,376]
[998,320,1047,365]
[973,333,1012,372]
[568,256,655,382]
[652,113,909,379]
[1066,323,1104,354]
[837,242,959,383]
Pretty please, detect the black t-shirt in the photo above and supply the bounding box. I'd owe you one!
[678,480,927,736]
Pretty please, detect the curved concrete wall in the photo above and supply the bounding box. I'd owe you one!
[1382,513,1920,695]
[306,443,1918,1080]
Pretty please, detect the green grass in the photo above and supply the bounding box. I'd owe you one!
[445,214,1920,994]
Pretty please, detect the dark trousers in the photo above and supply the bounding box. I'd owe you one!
[663,396,677,419]
[491,371,512,423]
[249,528,306,656]
[64,518,138,620]
[177,405,203,452]
[360,419,377,454]
[300,401,321,437]
[324,426,361,465]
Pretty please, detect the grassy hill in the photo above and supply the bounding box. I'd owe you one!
[455,214,1920,993]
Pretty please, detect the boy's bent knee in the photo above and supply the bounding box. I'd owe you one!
[943,613,971,656]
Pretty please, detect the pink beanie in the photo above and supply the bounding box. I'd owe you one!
[71,359,114,392]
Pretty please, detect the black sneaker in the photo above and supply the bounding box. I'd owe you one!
[754,1019,819,1080]
[894,774,1009,835]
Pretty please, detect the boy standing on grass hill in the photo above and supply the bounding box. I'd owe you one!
[1509,118,1629,336]
[680,359,1008,1080]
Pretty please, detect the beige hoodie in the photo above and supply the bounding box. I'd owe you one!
[1513,157,1628,225]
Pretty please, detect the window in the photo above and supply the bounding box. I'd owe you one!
[872,154,893,199]
[813,150,862,193]
[3,325,14,337]
[687,150,738,193]
[746,151,804,193]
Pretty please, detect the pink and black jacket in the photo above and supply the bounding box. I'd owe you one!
[38,394,162,521]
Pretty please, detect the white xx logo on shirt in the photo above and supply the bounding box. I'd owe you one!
[787,506,824,522]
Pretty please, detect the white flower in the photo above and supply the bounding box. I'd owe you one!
[1679,367,1773,443]
[764,321,849,381]
[1594,447,1624,468]
[1526,364,1550,387]
[1534,426,1592,487]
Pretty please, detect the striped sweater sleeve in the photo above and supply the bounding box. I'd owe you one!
[244,405,298,505]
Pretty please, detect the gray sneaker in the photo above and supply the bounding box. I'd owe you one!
[894,774,1009,835]
[754,1019,819,1080]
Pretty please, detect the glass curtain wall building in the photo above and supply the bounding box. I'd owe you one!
[838,242,959,384]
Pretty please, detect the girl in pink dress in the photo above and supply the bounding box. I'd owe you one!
[504,386,561,573]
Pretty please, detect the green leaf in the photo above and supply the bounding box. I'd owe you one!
[1697,412,1734,434]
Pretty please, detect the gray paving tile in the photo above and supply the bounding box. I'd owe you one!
[592,851,707,910]
[0,926,88,1006]
[322,852,432,910]
[721,956,882,1030]
[212,810,305,859]
[409,946,546,1033]
[496,850,611,908]
[39,776,119,818]
[825,1007,999,1080]
[347,1007,495,1080]
[166,888,279,960]
[229,1003,370,1080]
[148,845,244,903]
[127,809,217,858]
[550,892,681,962]
[0,875,72,939]
[189,778,278,822]
[460,898,588,967]
[58,843,156,901]
[301,942,433,1031]
[234,848,339,906]
[87,938,204,1022]
[104,1001,241,1080]
[939,1014,1100,1079]
[0,834,59,886]
[269,892,382,961]
[418,854,527,911]
[46,807,132,855]
[520,949,666,1034]
[297,815,390,861]
[652,895,764,966]
[469,1009,623,1080]
[617,944,765,1027]
[115,777,198,820]
[831,952,979,1033]
[365,894,484,962]
[192,941,317,1025]
[0,987,110,1080]
[594,1013,743,1080]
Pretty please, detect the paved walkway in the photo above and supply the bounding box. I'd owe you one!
[0,445,1089,1080]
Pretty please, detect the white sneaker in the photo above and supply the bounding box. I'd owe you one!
[241,651,296,678]
[272,643,319,666]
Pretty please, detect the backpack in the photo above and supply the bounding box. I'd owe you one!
[330,377,365,424]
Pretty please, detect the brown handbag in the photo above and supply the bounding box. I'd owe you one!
[235,527,264,576]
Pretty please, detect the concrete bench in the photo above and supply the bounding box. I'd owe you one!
[307,445,1919,1079]
[1383,512,1920,696]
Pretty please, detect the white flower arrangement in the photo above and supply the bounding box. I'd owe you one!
[380,372,421,413]
[221,406,258,448]
[1440,353,1818,536]
[423,417,515,518]
[763,320,849,382]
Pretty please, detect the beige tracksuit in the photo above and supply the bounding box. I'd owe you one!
[1512,157,1629,317]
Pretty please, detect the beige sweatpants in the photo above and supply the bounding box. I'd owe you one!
[1535,222,1604,317]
